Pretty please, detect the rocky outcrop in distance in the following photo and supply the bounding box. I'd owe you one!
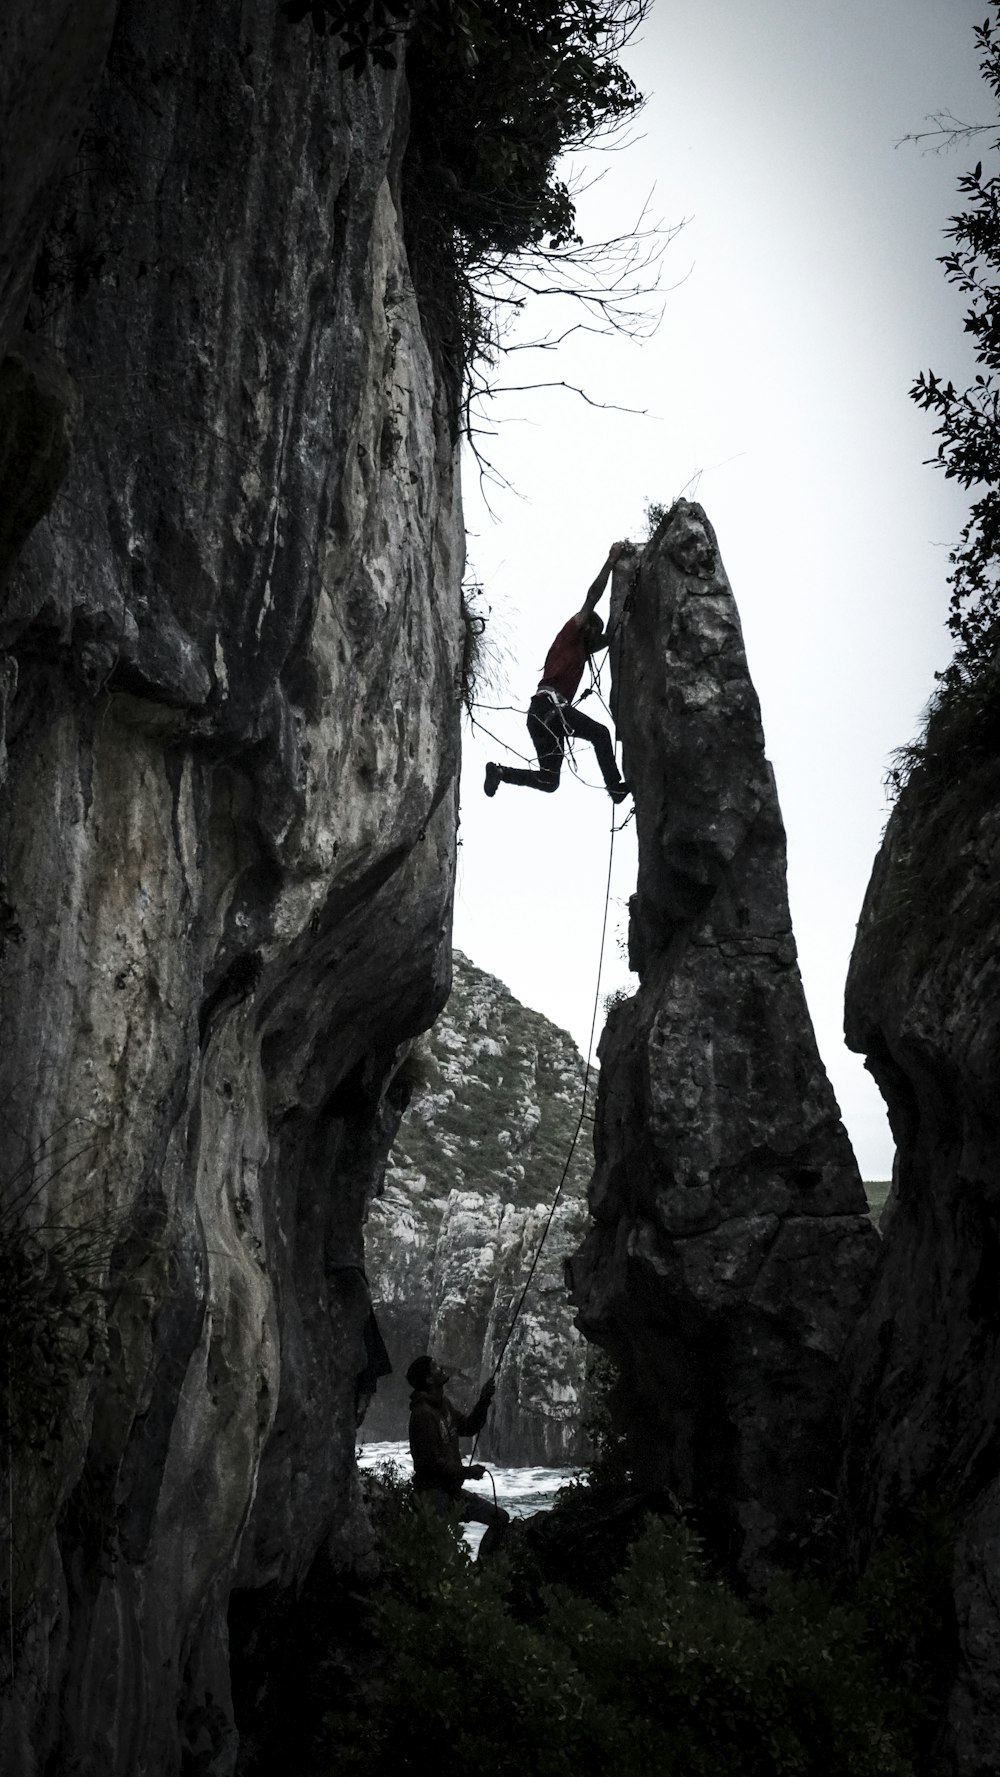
[569,502,881,1579]
[844,709,1000,1776]
[365,951,595,1467]
[0,7,462,1774]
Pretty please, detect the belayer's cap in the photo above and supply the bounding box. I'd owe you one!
[406,1354,439,1390]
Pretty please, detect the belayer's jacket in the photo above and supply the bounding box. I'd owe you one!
[408,1386,492,1495]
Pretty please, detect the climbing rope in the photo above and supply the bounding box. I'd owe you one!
[467,711,535,766]
[462,567,644,1473]
[470,793,623,1456]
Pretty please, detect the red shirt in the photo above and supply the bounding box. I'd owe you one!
[539,617,588,701]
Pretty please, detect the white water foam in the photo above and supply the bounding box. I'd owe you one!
[358,1438,582,1556]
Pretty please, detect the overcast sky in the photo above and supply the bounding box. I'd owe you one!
[451,0,992,1179]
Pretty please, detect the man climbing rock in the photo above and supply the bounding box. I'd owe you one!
[484,541,633,802]
[406,1354,510,1557]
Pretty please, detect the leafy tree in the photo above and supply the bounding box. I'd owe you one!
[911,7,1000,684]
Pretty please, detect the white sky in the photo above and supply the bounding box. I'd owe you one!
[451,0,991,1179]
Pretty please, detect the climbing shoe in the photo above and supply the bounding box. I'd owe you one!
[484,763,502,797]
[609,782,631,804]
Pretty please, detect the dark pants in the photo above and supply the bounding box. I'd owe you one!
[498,692,622,793]
[419,1487,511,1558]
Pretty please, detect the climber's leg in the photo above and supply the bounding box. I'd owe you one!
[490,694,565,792]
[562,702,624,793]
[456,1489,511,1560]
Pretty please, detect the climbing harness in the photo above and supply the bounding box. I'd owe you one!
[471,676,616,795]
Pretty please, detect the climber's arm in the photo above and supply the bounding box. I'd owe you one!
[575,541,629,627]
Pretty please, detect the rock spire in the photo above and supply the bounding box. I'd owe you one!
[568,500,879,1576]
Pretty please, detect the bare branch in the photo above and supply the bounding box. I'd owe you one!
[895,111,999,154]
[483,379,656,417]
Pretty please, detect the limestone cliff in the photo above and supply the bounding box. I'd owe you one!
[844,705,1000,1776]
[569,502,880,1577]
[0,8,462,1774]
[364,950,594,1465]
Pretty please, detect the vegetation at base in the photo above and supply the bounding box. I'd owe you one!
[0,1125,114,1462]
[320,1466,936,1777]
[854,1501,957,1752]
[578,1348,632,1487]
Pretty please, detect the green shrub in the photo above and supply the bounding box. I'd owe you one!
[577,1347,632,1487]
[885,665,1000,800]
[459,576,505,721]
[0,1127,116,1461]
[325,1483,916,1777]
[644,497,672,537]
[855,1502,956,1750]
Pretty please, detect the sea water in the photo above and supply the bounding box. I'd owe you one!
[358,1439,581,1557]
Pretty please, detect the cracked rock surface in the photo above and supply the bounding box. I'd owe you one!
[0,6,461,1773]
[568,501,879,1578]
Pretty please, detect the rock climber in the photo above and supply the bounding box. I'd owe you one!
[406,1354,510,1557]
[484,540,633,803]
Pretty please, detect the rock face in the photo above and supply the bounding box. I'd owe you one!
[365,951,594,1466]
[0,8,462,1774]
[568,502,880,1577]
[0,0,118,591]
[0,0,120,356]
[844,721,1000,1775]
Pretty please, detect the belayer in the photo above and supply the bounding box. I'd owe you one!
[406,1354,510,1557]
[484,540,632,803]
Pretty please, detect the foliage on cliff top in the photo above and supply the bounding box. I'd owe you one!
[286,0,643,243]
[0,1123,113,1463]
[404,0,659,428]
[286,1,659,420]
[907,9,1000,709]
[886,661,1000,801]
[322,1472,919,1777]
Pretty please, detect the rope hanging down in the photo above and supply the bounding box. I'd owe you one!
[471,798,623,1456]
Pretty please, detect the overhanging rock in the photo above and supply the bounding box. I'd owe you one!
[567,500,879,1577]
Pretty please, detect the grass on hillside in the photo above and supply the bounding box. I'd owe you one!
[865,1180,892,1224]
